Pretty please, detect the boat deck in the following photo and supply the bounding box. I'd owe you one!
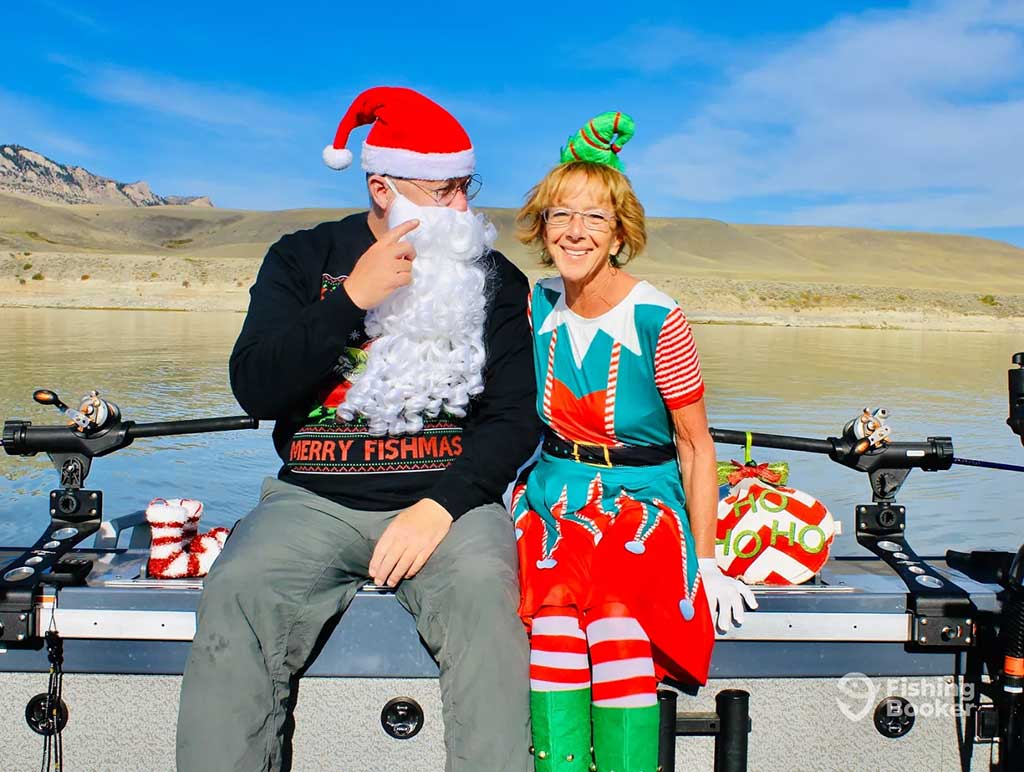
[0,547,1000,679]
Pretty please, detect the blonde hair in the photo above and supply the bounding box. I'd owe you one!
[516,161,646,268]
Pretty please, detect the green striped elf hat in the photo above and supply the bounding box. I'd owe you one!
[560,111,636,171]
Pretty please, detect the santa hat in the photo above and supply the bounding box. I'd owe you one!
[322,86,475,180]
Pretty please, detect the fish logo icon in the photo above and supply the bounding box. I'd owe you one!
[836,672,878,722]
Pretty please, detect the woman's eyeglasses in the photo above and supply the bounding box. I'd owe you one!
[542,207,616,232]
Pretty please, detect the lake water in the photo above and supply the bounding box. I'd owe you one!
[1,307,1022,556]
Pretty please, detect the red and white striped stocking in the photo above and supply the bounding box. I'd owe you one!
[146,499,191,579]
[530,606,591,694]
[584,603,657,708]
[145,498,228,579]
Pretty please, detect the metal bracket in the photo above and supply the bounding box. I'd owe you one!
[856,502,905,534]
[855,502,975,649]
[911,614,974,647]
[0,589,37,647]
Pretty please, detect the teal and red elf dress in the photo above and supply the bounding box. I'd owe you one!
[512,277,715,685]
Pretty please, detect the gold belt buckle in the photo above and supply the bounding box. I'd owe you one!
[571,441,612,468]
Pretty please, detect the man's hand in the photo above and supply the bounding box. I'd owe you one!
[370,498,453,587]
[344,219,420,310]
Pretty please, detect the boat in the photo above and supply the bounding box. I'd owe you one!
[2,359,1023,771]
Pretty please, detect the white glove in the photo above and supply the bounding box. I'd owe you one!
[698,558,758,633]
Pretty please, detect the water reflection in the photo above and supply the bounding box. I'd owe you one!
[0,308,279,545]
[1,308,1022,555]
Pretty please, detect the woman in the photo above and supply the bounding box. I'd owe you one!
[512,112,757,772]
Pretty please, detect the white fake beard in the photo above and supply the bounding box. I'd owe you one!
[337,195,495,436]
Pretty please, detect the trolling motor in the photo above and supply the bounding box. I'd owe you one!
[945,352,1024,768]
[0,388,258,647]
[1009,353,1024,445]
[710,409,973,649]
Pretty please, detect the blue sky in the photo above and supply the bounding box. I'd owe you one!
[4,0,1023,247]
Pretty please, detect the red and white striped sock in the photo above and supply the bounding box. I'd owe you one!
[178,498,203,543]
[585,603,657,708]
[189,527,230,576]
[145,498,191,579]
[529,606,591,694]
[145,498,227,579]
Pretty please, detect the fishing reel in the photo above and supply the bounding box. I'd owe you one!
[32,389,120,436]
[829,409,952,502]
[842,407,892,454]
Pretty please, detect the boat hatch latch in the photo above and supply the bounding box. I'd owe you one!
[380,697,424,739]
[0,589,36,647]
[873,697,915,738]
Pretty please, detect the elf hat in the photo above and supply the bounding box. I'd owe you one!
[560,111,636,172]
[322,86,475,180]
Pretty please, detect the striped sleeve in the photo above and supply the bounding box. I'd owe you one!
[654,306,705,409]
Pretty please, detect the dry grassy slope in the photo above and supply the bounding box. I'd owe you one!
[2,191,1022,293]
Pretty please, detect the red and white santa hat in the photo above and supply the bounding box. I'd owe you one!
[322,86,475,180]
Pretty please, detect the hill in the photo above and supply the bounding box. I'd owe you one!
[1,191,1022,331]
[0,145,211,208]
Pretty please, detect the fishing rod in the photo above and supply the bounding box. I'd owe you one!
[952,457,1024,473]
[953,354,1024,471]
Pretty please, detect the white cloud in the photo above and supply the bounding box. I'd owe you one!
[786,192,1024,230]
[51,57,319,139]
[632,0,1024,230]
[37,0,106,33]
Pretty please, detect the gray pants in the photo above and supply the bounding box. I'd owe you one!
[176,478,530,772]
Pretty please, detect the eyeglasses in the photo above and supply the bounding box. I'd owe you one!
[542,207,616,233]
[394,175,482,205]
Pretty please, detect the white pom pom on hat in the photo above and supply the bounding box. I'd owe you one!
[322,145,353,170]
[322,86,475,179]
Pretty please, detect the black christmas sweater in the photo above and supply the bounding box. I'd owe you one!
[229,212,541,519]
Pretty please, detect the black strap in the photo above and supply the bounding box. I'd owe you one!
[542,431,676,467]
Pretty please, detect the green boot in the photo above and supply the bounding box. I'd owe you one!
[530,688,593,771]
[591,704,660,772]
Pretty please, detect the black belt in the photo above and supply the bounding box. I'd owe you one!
[542,432,676,468]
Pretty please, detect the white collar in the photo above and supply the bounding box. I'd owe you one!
[537,278,647,367]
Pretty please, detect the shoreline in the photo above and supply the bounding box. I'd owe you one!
[3,252,1023,333]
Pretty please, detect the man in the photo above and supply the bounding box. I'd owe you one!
[176,86,539,772]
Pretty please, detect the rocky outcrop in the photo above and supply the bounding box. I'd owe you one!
[0,145,213,207]
[164,195,214,207]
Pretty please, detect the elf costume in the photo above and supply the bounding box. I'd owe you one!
[513,113,715,772]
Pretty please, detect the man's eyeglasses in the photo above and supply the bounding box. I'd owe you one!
[397,175,483,205]
[542,207,616,233]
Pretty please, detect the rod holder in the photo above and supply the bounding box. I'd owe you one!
[715,689,750,772]
[657,688,750,772]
